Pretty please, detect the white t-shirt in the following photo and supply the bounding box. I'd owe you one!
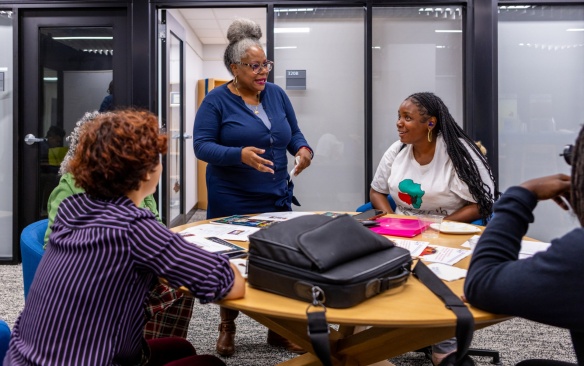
[371,134,494,217]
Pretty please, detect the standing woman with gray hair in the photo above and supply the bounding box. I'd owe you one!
[193,18,313,357]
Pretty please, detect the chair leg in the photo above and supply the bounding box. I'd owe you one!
[467,348,502,366]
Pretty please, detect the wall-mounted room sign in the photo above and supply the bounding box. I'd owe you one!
[286,70,306,90]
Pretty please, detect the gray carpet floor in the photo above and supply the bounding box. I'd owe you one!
[0,210,577,365]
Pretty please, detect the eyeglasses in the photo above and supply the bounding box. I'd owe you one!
[561,144,574,166]
[236,61,273,74]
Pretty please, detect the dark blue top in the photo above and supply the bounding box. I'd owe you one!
[193,82,311,219]
[465,186,584,363]
[98,94,114,112]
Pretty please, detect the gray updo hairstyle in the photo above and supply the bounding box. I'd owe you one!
[59,110,110,175]
[223,18,263,75]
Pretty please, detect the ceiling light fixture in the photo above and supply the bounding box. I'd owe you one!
[499,5,532,10]
[274,8,314,13]
[435,30,462,33]
[53,36,113,40]
[567,28,584,32]
[275,46,297,49]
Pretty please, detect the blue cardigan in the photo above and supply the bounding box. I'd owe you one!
[193,82,311,219]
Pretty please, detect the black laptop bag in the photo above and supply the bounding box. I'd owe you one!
[247,214,412,309]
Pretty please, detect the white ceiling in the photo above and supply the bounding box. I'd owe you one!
[178,8,267,45]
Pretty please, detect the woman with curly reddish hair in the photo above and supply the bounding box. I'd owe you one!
[6,109,245,366]
[42,111,193,342]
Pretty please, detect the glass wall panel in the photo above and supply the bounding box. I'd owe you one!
[498,5,584,241]
[372,7,463,173]
[0,10,13,260]
[38,27,113,218]
[274,7,364,211]
[168,31,183,224]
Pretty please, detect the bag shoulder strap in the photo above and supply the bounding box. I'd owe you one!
[413,261,474,366]
[307,311,332,366]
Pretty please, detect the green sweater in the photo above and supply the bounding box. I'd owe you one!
[43,172,162,248]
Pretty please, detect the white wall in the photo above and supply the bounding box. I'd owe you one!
[168,9,203,215]
[168,10,231,215]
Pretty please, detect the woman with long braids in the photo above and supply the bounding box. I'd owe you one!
[370,91,495,224]
[370,92,496,365]
[465,134,584,365]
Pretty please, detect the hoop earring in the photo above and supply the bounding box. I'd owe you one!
[427,129,432,143]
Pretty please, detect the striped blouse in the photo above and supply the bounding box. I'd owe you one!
[6,194,234,365]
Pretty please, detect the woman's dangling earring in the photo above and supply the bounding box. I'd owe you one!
[234,75,238,87]
[427,128,432,142]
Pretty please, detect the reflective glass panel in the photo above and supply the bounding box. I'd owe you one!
[39,27,113,217]
[0,10,13,259]
[372,6,463,170]
[168,32,182,223]
[274,7,364,211]
[498,5,584,241]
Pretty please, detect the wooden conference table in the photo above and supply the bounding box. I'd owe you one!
[171,214,512,366]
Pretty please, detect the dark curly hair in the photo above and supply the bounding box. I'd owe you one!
[69,109,167,199]
[406,92,497,222]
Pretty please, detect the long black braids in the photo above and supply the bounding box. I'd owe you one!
[571,127,584,225]
[407,92,497,222]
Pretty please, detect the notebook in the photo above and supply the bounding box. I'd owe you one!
[369,217,427,238]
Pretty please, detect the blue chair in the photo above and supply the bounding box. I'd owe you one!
[355,195,396,212]
[20,219,48,300]
[0,319,10,363]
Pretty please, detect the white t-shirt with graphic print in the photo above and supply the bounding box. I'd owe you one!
[371,134,494,217]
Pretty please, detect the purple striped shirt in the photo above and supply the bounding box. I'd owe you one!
[6,194,234,365]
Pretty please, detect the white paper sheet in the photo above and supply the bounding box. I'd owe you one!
[288,156,301,182]
[419,245,472,266]
[179,223,260,241]
[461,236,551,259]
[427,263,468,281]
[391,239,430,257]
[519,240,551,258]
[230,258,248,279]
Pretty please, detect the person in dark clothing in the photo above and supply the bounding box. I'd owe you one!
[98,80,114,112]
[465,128,584,365]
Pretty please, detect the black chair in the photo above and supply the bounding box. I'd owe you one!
[516,360,575,366]
[417,345,502,365]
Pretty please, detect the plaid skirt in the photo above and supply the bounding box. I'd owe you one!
[143,281,195,339]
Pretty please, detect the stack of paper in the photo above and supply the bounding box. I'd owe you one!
[427,263,467,281]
